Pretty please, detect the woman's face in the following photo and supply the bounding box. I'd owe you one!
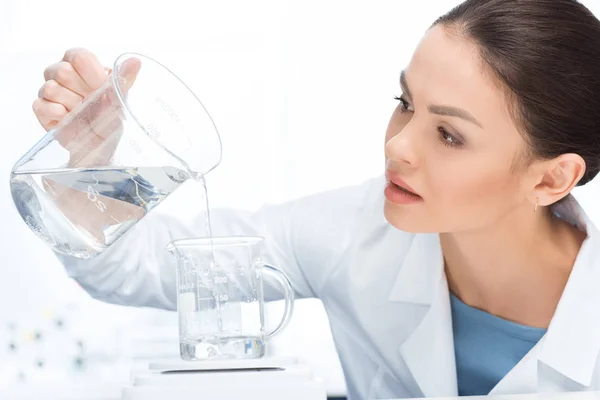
[384,25,533,233]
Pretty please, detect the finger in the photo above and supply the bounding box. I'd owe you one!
[38,80,84,112]
[119,57,142,93]
[32,98,68,124]
[62,48,107,92]
[44,61,94,97]
[32,98,68,131]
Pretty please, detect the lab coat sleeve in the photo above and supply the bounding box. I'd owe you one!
[56,176,382,311]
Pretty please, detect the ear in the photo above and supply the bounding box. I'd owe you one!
[529,153,586,207]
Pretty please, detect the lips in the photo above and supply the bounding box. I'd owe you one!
[385,170,421,198]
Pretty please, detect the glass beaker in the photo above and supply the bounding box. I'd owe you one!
[11,52,222,259]
[167,236,295,360]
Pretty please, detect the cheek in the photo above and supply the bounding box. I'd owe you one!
[436,166,510,203]
[426,157,522,228]
[385,154,523,233]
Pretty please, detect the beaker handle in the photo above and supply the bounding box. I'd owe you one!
[263,264,295,339]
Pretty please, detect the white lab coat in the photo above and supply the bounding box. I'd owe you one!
[58,175,600,399]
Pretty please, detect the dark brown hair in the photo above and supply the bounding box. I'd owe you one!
[435,0,600,185]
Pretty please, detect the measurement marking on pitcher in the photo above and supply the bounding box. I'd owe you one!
[155,97,181,123]
[145,124,162,140]
[129,139,143,154]
[216,294,229,302]
[142,97,181,144]
[87,173,107,212]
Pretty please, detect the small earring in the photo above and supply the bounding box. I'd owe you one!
[534,198,539,212]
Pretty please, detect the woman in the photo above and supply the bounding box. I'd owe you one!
[30,0,600,398]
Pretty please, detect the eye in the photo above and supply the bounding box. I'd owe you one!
[438,127,463,148]
[393,95,414,113]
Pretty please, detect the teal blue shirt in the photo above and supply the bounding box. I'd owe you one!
[450,293,547,396]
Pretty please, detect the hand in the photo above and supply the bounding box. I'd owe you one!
[31,48,144,246]
[33,48,141,168]
[34,48,107,131]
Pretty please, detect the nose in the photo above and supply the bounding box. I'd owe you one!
[385,120,420,167]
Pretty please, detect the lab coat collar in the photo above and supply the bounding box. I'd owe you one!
[389,232,458,397]
[387,194,600,391]
[387,232,443,306]
[537,194,600,387]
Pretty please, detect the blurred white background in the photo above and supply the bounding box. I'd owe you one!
[1,0,600,396]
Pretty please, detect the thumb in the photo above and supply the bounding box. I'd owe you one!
[87,57,141,140]
[116,57,142,94]
[96,57,141,113]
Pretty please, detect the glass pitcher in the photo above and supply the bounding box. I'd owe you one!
[167,236,295,360]
[11,52,222,259]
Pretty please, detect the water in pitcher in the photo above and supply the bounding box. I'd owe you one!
[10,165,193,259]
[11,158,246,357]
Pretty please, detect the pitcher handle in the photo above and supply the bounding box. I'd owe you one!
[263,264,295,339]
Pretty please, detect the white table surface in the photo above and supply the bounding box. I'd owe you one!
[0,380,124,399]
[395,393,600,400]
[4,381,600,400]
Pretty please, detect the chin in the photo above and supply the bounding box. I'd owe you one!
[383,199,438,233]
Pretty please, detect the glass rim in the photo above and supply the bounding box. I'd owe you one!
[167,235,265,250]
[111,51,223,175]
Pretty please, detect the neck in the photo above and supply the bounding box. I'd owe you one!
[440,200,585,328]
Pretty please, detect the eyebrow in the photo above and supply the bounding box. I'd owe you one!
[399,70,483,129]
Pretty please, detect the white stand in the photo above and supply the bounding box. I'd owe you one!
[122,357,327,400]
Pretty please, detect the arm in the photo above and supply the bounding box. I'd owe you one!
[56,176,382,310]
